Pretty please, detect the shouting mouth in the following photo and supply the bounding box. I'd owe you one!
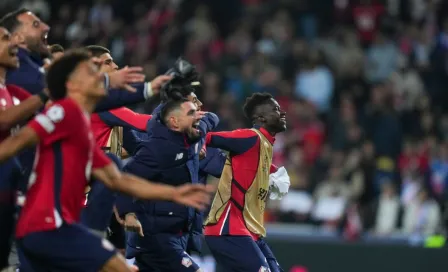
[192,121,200,133]
[41,33,48,45]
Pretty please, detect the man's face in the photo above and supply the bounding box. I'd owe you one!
[186,92,203,111]
[98,53,118,73]
[0,27,19,69]
[259,98,287,133]
[173,101,202,141]
[69,60,106,99]
[15,12,50,56]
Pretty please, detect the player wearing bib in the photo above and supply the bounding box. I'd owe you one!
[204,93,286,272]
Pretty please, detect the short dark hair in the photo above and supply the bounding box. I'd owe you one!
[85,45,110,57]
[0,8,30,32]
[243,92,273,121]
[46,49,91,100]
[49,44,64,54]
[161,84,196,103]
[160,98,190,125]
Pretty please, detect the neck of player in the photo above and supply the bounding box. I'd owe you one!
[255,122,276,137]
[70,93,97,114]
[0,67,5,85]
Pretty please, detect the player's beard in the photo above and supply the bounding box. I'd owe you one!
[185,128,201,143]
[25,36,50,58]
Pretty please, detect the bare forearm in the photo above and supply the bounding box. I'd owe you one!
[0,96,43,130]
[114,173,177,201]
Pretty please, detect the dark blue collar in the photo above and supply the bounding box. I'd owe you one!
[18,47,44,66]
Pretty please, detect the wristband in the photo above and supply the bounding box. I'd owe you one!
[144,82,153,99]
[37,92,49,104]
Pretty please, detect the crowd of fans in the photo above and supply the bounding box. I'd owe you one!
[4,0,448,239]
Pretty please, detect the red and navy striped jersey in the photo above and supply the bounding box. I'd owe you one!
[91,107,151,148]
[16,98,111,238]
[204,127,278,239]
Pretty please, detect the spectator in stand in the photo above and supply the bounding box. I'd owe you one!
[294,49,334,116]
[402,187,441,235]
[367,179,402,236]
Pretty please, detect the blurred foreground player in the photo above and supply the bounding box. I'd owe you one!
[204,93,286,272]
[0,26,50,271]
[0,50,212,272]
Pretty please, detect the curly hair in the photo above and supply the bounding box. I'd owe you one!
[242,92,273,121]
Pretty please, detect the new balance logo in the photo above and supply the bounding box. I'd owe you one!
[175,153,184,160]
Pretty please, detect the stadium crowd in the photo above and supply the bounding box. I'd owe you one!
[4,0,448,240]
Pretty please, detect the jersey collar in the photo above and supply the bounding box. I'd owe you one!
[253,125,275,145]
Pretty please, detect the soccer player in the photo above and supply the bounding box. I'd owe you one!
[115,97,220,272]
[117,59,226,264]
[83,45,153,248]
[0,26,51,271]
[203,93,286,272]
[0,50,212,272]
[0,8,165,182]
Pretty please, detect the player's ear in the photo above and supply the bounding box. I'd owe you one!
[169,116,177,128]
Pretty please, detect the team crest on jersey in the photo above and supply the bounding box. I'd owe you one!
[259,266,270,272]
[46,105,65,123]
[181,257,192,268]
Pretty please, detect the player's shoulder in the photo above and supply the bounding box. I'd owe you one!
[234,128,258,136]
[43,98,80,123]
[5,84,25,93]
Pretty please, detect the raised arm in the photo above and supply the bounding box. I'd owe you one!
[0,92,47,130]
[205,129,259,155]
[98,107,151,132]
[94,74,172,112]
[198,112,219,134]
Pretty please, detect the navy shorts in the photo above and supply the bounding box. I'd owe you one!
[18,223,117,272]
[205,235,283,272]
[128,232,200,272]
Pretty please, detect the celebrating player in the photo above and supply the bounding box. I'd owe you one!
[204,93,286,272]
[82,45,155,250]
[0,26,51,271]
[0,50,213,272]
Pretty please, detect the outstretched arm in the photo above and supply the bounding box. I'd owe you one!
[98,107,151,132]
[205,129,259,155]
[93,163,212,210]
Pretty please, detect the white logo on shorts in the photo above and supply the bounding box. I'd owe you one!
[181,257,193,268]
[259,266,270,272]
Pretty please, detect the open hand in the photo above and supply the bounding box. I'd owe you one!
[108,66,146,92]
[150,75,173,95]
[172,184,215,210]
